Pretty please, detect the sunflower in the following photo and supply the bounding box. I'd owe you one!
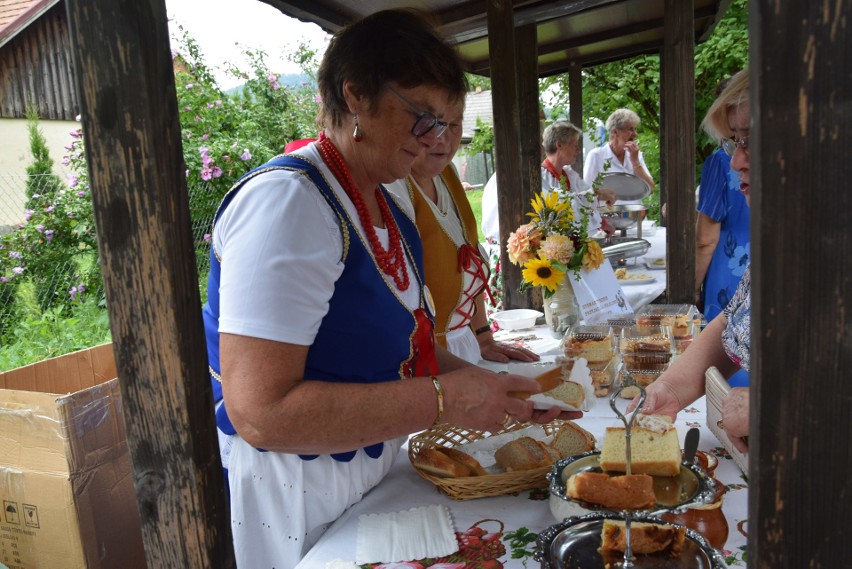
[527,192,573,233]
[522,257,566,292]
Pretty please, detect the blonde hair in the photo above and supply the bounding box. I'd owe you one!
[701,67,749,142]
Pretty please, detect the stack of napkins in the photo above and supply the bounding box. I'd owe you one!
[355,505,458,564]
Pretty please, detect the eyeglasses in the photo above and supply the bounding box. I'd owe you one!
[721,136,749,157]
[387,86,449,138]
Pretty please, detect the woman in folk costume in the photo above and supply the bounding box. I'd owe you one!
[201,9,579,567]
[541,120,616,237]
[396,99,539,364]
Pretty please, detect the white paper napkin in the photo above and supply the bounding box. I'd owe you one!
[355,504,458,564]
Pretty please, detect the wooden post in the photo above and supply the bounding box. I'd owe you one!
[568,61,583,174]
[487,0,534,310]
[751,0,852,565]
[64,0,234,566]
[660,0,695,304]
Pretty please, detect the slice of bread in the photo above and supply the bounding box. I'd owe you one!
[549,421,596,458]
[599,414,681,477]
[508,366,564,399]
[543,380,586,409]
[412,447,472,478]
[598,520,686,556]
[437,447,487,476]
[566,472,655,510]
[494,436,560,472]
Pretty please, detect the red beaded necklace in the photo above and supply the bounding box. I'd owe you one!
[317,131,410,291]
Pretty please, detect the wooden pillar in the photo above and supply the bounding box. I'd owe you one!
[64,0,234,566]
[660,0,695,304]
[515,22,542,310]
[487,0,535,310]
[568,61,583,174]
[751,0,852,565]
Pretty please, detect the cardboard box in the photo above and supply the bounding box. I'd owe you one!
[0,344,146,569]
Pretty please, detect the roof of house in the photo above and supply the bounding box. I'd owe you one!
[0,0,59,49]
[462,89,494,140]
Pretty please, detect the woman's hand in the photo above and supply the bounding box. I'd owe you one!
[721,387,749,452]
[624,140,640,160]
[439,368,581,432]
[626,378,683,420]
[478,336,539,363]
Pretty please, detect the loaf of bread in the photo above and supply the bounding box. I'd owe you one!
[599,414,681,477]
[565,472,655,510]
[550,421,596,458]
[598,520,686,556]
[494,436,560,471]
[412,447,472,478]
[437,447,487,476]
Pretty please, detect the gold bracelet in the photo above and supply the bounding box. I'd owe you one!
[430,376,444,425]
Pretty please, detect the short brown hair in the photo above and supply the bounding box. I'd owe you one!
[317,9,468,129]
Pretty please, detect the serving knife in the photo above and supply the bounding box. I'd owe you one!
[683,427,700,465]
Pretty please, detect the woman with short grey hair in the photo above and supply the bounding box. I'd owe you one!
[583,108,655,203]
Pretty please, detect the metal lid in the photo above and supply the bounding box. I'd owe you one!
[598,172,652,201]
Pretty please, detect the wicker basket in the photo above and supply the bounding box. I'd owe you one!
[408,420,569,500]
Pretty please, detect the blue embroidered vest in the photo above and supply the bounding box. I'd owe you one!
[202,154,428,461]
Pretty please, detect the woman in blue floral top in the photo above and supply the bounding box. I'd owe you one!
[633,68,752,453]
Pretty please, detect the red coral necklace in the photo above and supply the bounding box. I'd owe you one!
[318,131,410,291]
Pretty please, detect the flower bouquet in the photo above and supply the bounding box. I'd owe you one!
[506,188,604,297]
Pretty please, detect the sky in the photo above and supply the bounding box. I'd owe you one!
[165,0,330,89]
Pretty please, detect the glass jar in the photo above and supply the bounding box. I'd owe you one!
[548,278,580,338]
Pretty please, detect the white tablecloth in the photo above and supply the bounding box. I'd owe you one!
[296,326,750,569]
[617,224,667,312]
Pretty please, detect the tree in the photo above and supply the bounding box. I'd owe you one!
[539,0,749,216]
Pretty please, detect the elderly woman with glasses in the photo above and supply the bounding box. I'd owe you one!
[583,108,656,204]
[630,68,752,453]
[202,9,577,566]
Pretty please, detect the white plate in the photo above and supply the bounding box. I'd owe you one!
[644,256,667,270]
[616,274,656,285]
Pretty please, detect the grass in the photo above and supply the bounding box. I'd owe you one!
[464,188,485,243]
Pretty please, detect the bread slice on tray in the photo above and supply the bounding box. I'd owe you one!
[599,414,681,477]
[565,472,655,510]
[599,519,686,556]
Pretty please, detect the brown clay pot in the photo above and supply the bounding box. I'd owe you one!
[662,479,728,549]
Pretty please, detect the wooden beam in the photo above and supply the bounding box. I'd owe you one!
[488,0,532,310]
[660,0,695,304]
[751,0,852,564]
[568,61,583,174]
[64,0,234,566]
[516,22,542,311]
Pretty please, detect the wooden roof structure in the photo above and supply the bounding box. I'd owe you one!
[61,0,852,566]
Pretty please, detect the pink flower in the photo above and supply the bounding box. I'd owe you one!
[507,223,541,265]
[24,209,33,221]
[185,83,194,89]
[203,233,211,242]
[314,94,322,103]
[77,191,85,197]
[211,166,223,178]
[200,168,212,181]
[36,224,45,233]
[45,230,54,241]
[240,149,252,161]
[12,267,23,275]
[202,134,210,141]
[69,129,83,139]
[194,115,201,122]
[68,174,79,187]
[1,277,6,283]
[215,99,223,106]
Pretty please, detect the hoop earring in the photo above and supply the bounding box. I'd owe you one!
[353,115,363,142]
